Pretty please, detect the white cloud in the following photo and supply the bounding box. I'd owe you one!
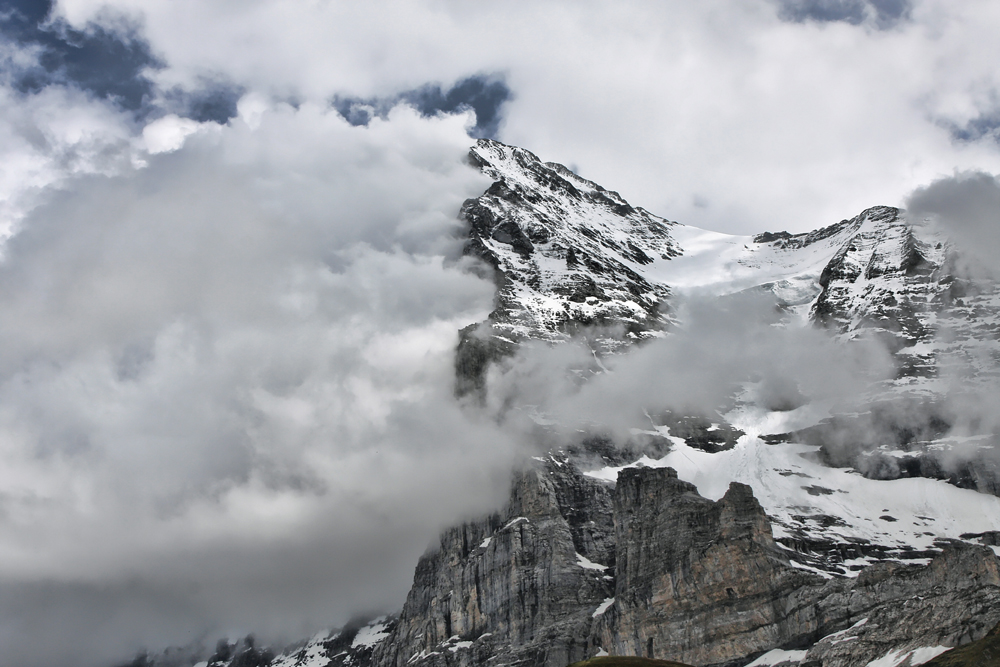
[485,293,895,442]
[905,170,1000,272]
[0,100,519,666]
[0,83,136,239]
[141,113,212,153]
[47,0,1000,233]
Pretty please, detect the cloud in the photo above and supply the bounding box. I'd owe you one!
[140,113,210,153]
[34,1,1000,234]
[0,82,137,239]
[1,1,244,125]
[484,293,895,443]
[901,171,1000,475]
[905,170,1000,272]
[0,0,159,110]
[948,109,1000,145]
[0,99,523,667]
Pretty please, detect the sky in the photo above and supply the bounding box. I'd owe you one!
[1,1,1000,665]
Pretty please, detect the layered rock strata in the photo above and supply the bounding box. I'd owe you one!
[601,469,819,665]
[370,463,1000,667]
[374,460,615,667]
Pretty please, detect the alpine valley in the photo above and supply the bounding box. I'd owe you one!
[125,141,1000,667]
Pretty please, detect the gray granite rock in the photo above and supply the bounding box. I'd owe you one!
[372,460,615,667]
[371,463,1000,667]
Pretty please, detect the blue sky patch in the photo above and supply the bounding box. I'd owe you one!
[333,74,512,139]
[1,0,160,109]
[776,0,911,28]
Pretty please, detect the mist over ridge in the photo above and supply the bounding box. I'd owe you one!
[2,2,1000,664]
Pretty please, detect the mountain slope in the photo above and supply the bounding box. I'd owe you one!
[436,140,1000,665]
[123,140,1000,667]
[463,141,680,343]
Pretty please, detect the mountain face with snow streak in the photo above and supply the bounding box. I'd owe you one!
[455,141,681,395]
[463,141,680,342]
[125,141,1000,667]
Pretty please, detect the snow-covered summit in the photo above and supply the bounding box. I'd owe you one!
[462,140,998,379]
[459,139,1000,576]
[462,139,680,346]
[463,142,958,344]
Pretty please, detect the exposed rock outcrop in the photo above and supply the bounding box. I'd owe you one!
[810,206,938,348]
[455,140,680,395]
[126,460,1000,667]
[600,468,820,665]
[371,463,1000,667]
[792,544,1000,667]
[461,142,678,347]
[373,460,616,667]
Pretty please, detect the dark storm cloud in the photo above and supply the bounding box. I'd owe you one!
[333,74,512,139]
[0,0,160,109]
[776,0,912,28]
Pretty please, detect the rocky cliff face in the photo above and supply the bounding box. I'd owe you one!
[456,141,680,395]
[138,461,999,667]
[810,205,939,345]
[370,465,1000,667]
[462,142,679,344]
[603,469,818,665]
[373,458,615,667]
[786,543,1000,667]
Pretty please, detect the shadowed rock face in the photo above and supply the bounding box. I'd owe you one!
[603,468,819,665]
[373,460,617,667]
[365,463,1000,667]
